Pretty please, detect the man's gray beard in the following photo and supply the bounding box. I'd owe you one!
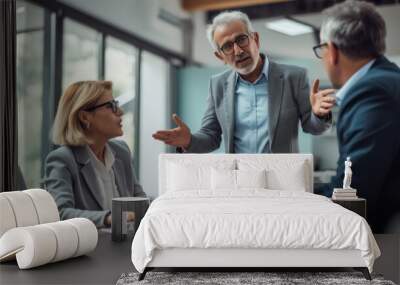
[235,61,258,76]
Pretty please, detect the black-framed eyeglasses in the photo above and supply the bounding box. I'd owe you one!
[85,99,119,113]
[313,42,328,59]
[219,34,251,55]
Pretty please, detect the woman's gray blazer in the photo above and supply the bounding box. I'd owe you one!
[44,140,146,227]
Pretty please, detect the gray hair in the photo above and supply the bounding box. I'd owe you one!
[321,0,386,59]
[206,11,255,50]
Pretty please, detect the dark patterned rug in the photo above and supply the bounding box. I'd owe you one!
[117,271,396,285]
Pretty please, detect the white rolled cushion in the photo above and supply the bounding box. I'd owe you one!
[42,221,79,262]
[24,189,59,223]
[167,160,235,191]
[238,159,308,191]
[0,191,39,227]
[0,218,97,269]
[211,168,236,190]
[65,218,98,257]
[0,226,57,269]
[236,169,267,189]
[0,196,17,237]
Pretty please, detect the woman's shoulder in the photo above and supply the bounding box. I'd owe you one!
[45,145,82,167]
[47,145,73,159]
[108,139,131,155]
[45,145,89,178]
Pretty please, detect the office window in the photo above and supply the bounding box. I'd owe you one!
[16,0,45,187]
[139,51,171,198]
[63,19,101,91]
[105,36,138,153]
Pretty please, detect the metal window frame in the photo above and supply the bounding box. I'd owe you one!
[20,0,182,182]
[98,33,106,80]
[40,8,52,182]
[28,0,186,65]
[133,49,141,174]
[15,1,58,186]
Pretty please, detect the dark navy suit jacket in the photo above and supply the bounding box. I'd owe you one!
[320,56,400,233]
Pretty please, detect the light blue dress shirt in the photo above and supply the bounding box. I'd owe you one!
[335,59,376,106]
[234,57,270,153]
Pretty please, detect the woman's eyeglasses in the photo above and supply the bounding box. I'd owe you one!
[85,99,119,113]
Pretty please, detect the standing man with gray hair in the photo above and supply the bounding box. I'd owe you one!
[153,11,334,153]
[314,0,400,233]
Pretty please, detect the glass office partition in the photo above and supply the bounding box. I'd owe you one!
[105,36,138,153]
[63,19,101,92]
[16,0,45,187]
[15,0,177,190]
[139,51,170,198]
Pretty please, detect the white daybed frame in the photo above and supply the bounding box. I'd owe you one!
[139,154,371,280]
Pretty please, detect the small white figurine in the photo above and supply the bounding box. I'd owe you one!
[343,157,353,189]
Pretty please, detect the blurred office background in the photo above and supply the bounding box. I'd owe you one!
[15,0,400,199]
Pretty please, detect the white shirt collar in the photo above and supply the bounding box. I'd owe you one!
[87,143,115,171]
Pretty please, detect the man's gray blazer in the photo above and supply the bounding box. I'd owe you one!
[44,140,146,227]
[186,60,331,153]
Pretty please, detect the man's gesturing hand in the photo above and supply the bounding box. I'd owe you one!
[152,114,191,148]
[310,79,336,118]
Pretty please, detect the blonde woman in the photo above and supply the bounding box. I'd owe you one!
[44,81,146,228]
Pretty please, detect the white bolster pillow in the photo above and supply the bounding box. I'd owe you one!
[24,189,60,224]
[0,218,98,269]
[0,196,17,237]
[42,221,79,262]
[65,218,98,257]
[0,225,57,268]
[0,191,39,227]
[0,189,59,238]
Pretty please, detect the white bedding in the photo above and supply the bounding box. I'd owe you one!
[131,190,380,273]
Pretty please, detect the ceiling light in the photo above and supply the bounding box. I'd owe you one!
[265,19,313,36]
